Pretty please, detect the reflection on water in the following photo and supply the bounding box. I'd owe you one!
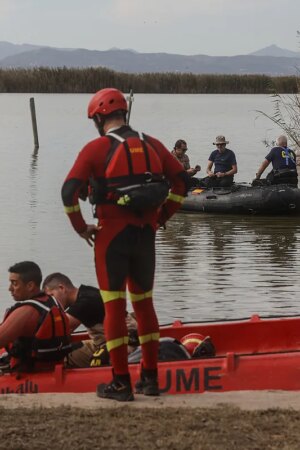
[155,213,300,322]
[29,150,39,233]
[1,93,300,324]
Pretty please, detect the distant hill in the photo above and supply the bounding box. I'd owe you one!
[0,41,42,60]
[0,41,300,76]
[250,44,300,58]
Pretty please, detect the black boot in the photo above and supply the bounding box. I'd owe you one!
[135,368,160,396]
[97,373,134,402]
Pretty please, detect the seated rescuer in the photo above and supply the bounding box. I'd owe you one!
[171,139,201,177]
[42,272,137,368]
[42,272,105,368]
[200,135,237,188]
[61,87,189,401]
[254,135,298,186]
[0,261,71,371]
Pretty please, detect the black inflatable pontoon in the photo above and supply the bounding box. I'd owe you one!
[180,183,300,215]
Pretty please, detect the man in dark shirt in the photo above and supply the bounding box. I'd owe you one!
[201,135,237,188]
[171,139,201,176]
[42,273,137,368]
[42,273,105,367]
[171,139,201,188]
[254,135,298,185]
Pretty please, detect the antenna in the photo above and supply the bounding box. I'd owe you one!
[126,89,134,125]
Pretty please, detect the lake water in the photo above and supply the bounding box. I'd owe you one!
[1,93,299,323]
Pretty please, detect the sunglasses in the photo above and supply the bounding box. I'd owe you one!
[216,143,226,147]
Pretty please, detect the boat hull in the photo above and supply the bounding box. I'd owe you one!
[1,315,300,395]
[180,184,300,214]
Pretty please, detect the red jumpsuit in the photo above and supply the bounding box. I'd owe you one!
[62,125,188,376]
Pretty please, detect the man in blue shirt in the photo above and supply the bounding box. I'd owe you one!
[255,135,298,186]
[201,135,237,188]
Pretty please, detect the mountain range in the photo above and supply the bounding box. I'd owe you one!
[0,41,300,76]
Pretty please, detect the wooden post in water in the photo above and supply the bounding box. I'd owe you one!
[30,97,39,150]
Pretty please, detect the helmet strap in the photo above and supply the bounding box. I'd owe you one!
[93,115,106,136]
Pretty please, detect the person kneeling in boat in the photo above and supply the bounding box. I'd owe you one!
[254,135,298,186]
[172,139,201,187]
[200,135,237,188]
[0,261,72,372]
[42,272,137,368]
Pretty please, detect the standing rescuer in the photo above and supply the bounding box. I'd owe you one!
[61,88,189,401]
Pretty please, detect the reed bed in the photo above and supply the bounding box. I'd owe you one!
[0,67,298,94]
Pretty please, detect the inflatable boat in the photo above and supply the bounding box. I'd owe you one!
[180,183,300,215]
[1,314,300,395]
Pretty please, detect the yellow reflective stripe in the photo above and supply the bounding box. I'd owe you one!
[139,332,160,344]
[129,290,152,303]
[64,204,80,214]
[117,195,130,206]
[106,336,129,352]
[100,290,126,303]
[167,192,184,204]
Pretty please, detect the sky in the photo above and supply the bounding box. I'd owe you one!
[0,0,299,56]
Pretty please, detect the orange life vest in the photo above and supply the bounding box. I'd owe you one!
[105,130,164,188]
[90,129,169,212]
[5,295,72,368]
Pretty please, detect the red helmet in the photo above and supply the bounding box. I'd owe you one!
[87,88,128,118]
[180,333,205,356]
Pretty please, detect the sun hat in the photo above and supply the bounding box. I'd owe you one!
[213,135,229,145]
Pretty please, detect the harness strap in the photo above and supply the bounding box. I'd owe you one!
[284,147,290,166]
[281,147,294,166]
[123,139,134,175]
[36,344,72,354]
[140,139,151,172]
[21,300,50,312]
[106,132,125,142]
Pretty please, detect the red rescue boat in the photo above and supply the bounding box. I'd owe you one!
[1,314,300,395]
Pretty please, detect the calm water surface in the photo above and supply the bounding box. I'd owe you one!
[0,93,299,323]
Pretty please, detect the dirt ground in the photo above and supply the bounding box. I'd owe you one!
[1,392,300,449]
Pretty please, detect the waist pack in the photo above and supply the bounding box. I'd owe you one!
[274,168,297,178]
[115,181,170,212]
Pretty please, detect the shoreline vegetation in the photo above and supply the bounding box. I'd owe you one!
[0,66,299,94]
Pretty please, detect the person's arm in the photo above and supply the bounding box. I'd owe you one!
[157,163,189,226]
[206,161,215,177]
[61,140,101,246]
[147,137,189,227]
[0,306,40,349]
[66,313,81,333]
[256,159,270,179]
[295,149,300,167]
[184,154,191,170]
[217,164,237,177]
[186,165,201,176]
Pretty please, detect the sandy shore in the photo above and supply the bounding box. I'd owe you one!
[1,390,300,410]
